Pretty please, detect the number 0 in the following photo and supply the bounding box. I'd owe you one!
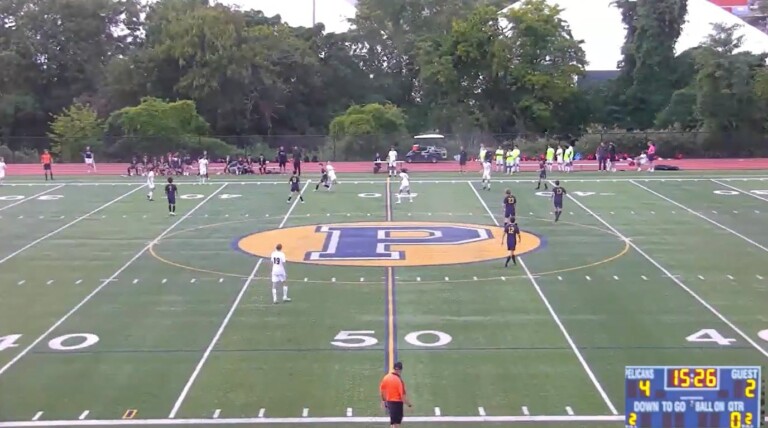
[403,331,452,347]
[730,412,741,428]
[48,333,99,351]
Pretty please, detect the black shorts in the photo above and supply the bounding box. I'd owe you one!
[539,173,546,179]
[647,154,656,162]
[291,184,300,192]
[507,241,516,251]
[554,200,563,209]
[386,401,404,424]
[168,197,176,205]
[279,160,287,167]
[43,163,51,171]
[459,159,467,166]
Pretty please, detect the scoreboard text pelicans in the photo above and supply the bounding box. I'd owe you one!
[625,366,763,428]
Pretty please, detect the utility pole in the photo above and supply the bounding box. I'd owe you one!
[312,0,316,26]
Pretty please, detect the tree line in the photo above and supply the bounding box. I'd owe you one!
[0,0,766,162]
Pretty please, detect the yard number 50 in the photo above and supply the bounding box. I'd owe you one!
[331,330,452,348]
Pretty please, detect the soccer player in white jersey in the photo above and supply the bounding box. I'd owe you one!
[270,243,290,304]
[396,168,412,203]
[146,166,156,201]
[481,159,492,190]
[0,156,6,185]
[387,146,398,177]
[326,162,337,190]
[198,156,209,184]
[555,145,564,171]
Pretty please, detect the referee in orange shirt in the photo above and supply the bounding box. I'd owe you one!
[380,361,411,427]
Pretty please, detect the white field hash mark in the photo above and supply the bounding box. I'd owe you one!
[564,191,768,360]
[468,182,619,415]
[0,185,146,267]
[0,184,229,379]
[168,181,311,418]
[632,180,768,254]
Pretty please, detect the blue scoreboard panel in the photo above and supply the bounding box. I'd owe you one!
[625,366,762,428]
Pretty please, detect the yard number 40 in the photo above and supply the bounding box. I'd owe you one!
[686,329,768,346]
[0,333,99,352]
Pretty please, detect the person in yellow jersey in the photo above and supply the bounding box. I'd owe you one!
[511,145,521,174]
[545,145,555,172]
[564,144,574,173]
[494,145,504,172]
[504,148,514,175]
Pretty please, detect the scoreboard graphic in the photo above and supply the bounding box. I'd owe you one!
[625,366,762,428]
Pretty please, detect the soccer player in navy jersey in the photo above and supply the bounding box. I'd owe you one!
[502,221,521,267]
[503,189,517,225]
[287,173,305,203]
[165,177,178,216]
[552,180,566,222]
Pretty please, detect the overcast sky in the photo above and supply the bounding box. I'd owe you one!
[216,0,356,33]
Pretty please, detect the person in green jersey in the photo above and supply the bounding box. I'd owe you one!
[545,145,555,172]
[505,148,514,175]
[494,146,505,172]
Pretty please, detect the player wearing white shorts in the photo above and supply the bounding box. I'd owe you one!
[198,156,209,184]
[270,244,290,304]
[146,167,155,201]
[83,147,96,173]
[396,168,412,203]
[326,162,337,190]
[481,161,492,191]
[0,156,6,185]
[555,146,564,171]
[387,147,398,177]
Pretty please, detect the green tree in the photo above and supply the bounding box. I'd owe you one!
[47,103,104,161]
[329,103,408,159]
[693,24,767,155]
[614,0,688,129]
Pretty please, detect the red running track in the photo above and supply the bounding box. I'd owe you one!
[4,158,768,176]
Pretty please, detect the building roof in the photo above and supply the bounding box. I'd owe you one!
[503,0,768,71]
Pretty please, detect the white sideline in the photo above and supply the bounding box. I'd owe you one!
[0,185,145,266]
[0,185,64,212]
[467,182,619,415]
[631,180,768,253]
[167,181,311,418]
[0,415,637,427]
[0,184,228,378]
[712,179,768,202]
[563,190,768,359]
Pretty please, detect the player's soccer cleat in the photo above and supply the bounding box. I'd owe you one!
[282,297,292,303]
[300,200,305,203]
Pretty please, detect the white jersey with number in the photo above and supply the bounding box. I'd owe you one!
[399,172,410,190]
[0,161,6,178]
[198,158,208,175]
[147,171,155,189]
[388,150,398,166]
[271,250,287,282]
[482,162,491,180]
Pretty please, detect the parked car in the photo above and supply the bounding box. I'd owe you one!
[405,145,444,163]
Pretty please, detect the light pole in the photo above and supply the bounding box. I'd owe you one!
[312,0,316,26]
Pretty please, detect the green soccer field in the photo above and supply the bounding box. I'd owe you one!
[0,170,767,428]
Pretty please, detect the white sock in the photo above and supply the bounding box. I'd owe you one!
[283,286,288,300]
[272,287,277,303]
[148,191,153,199]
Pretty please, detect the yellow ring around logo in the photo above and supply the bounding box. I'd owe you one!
[235,221,542,267]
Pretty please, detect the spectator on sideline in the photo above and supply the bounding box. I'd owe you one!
[380,362,412,428]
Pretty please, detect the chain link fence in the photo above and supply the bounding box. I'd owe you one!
[1,131,766,163]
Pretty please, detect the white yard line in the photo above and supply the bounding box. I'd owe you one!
[563,192,768,359]
[0,184,228,378]
[712,179,768,202]
[467,182,618,415]
[632,180,768,253]
[0,185,64,212]
[0,415,635,427]
[167,181,311,418]
[0,185,145,266]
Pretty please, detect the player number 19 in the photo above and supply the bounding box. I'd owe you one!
[272,258,281,265]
